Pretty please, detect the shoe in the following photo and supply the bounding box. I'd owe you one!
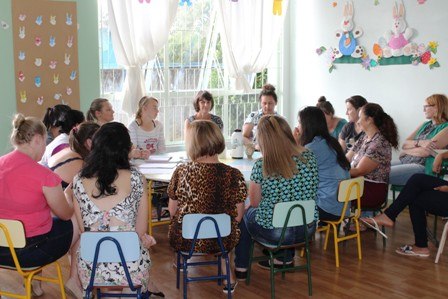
[257,260,293,270]
[234,270,247,281]
[396,245,430,257]
[222,281,238,294]
[360,218,388,239]
[148,290,165,298]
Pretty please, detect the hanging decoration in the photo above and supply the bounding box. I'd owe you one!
[317,1,375,73]
[179,0,192,7]
[273,0,283,16]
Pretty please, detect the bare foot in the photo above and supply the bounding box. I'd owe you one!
[362,213,394,228]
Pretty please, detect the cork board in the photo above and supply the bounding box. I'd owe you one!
[12,0,80,117]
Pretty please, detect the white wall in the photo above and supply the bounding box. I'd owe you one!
[286,0,448,150]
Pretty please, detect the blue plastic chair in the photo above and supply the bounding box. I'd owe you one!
[176,213,232,299]
[80,231,143,299]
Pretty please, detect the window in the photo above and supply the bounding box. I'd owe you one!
[98,0,282,146]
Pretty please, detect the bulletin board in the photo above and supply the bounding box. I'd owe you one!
[12,0,80,117]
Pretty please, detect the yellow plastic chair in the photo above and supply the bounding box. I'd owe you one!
[0,219,66,299]
[318,177,364,268]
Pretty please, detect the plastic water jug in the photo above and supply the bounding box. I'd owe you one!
[231,129,244,159]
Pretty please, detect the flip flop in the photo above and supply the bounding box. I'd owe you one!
[360,217,388,239]
[396,245,430,257]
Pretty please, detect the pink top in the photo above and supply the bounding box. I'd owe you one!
[388,33,408,50]
[0,150,61,237]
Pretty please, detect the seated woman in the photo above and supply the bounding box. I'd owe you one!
[316,96,347,139]
[339,95,368,152]
[42,104,72,145]
[0,114,74,296]
[242,84,279,148]
[168,120,246,294]
[347,103,399,213]
[48,122,100,297]
[296,106,351,221]
[390,94,448,186]
[234,115,318,278]
[40,109,85,167]
[86,98,115,126]
[184,90,223,134]
[72,122,160,296]
[362,152,448,257]
[128,96,165,160]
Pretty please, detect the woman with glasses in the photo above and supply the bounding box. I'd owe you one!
[390,94,448,186]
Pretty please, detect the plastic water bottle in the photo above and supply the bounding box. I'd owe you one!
[231,129,244,159]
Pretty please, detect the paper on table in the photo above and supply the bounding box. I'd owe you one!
[139,168,174,175]
[139,163,176,169]
[146,155,172,162]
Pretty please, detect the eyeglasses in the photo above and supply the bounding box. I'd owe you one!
[423,104,435,109]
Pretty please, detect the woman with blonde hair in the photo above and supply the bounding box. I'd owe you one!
[234,115,318,279]
[390,94,448,185]
[128,96,165,160]
[0,114,74,296]
[168,120,246,294]
[86,98,114,126]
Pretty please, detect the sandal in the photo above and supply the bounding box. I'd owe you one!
[396,245,430,257]
[360,217,388,239]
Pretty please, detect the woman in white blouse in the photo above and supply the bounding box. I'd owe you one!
[128,96,166,159]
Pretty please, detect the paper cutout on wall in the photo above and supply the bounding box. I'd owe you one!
[417,0,426,4]
[179,0,192,7]
[1,20,10,30]
[332,2,337,8]
[138,0,151,3]
[12,0,80,116]
[317,1,375,72]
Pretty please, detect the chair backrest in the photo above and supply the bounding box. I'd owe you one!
[80,231,140,263]
[182,214,231,239]
[337,177,364,203]
[272,200,316,228]
[0,219,26,249]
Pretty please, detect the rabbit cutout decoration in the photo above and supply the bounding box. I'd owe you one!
[379,2,417,58]
[333,1,363,59]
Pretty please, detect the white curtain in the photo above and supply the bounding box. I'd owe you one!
[107,0,178,115]
[216,0,289,91]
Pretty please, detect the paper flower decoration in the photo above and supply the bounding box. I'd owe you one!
[411,41,440,69]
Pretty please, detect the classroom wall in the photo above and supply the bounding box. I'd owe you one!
[0,0,99,154]
[285,0,448,154]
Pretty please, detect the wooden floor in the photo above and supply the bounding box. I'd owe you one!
[1,210,448,299]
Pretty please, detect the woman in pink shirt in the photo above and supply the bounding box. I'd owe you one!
[0,114,74,296]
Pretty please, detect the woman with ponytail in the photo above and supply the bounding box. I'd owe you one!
[347,103,399,210]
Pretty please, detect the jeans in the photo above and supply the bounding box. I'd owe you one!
[385,174,448,248]
[0,218,73,268]
[234,207,316,269]
[389,161,425,186]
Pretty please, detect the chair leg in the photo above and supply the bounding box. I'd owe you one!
[269,252,275,299]
[355,220,362,261]
[246,240,255,285]
[435,222,448,263]
[330,224,340,268]
[25,275,33,299]
[305,247,312,296]
[323,226,330,250]
[176,252,181,289]
[182,255,188,299]
[224,255,231,299]
[54,262,67,299]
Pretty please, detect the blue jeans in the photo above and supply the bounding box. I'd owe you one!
[389,161,425,186]
[0,218,73,268]
[234,207,316,269]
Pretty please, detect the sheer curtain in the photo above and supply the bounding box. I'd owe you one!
[107,0,178,115]
[216,0,288,91]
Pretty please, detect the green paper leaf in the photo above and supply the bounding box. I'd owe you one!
[430,64,434,70]
[433,61,440,68]
[370,60,378,67]
[320,46,327,52]
[329,65,335,73]
[430,47,437,54]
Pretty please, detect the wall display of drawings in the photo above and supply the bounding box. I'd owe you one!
[12,0,79,117]
[317,1,440,73]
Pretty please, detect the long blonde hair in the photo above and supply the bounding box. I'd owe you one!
[257,115,303,178]
[136,96,158,121]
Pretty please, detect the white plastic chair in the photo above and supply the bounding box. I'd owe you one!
[435,220,448,263]
[80,231,142,298]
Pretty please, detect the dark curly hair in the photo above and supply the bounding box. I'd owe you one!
[299,106,350,170]
[80,122,132,198]
[362,103,399,149]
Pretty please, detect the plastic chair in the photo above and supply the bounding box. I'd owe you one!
[246,200,316,298]
[435,219,448,263]
[363,190,389,248]
[80,231,143,299]
[176,213,232,299]
[0,219,66,299]
[319,177,364,268]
